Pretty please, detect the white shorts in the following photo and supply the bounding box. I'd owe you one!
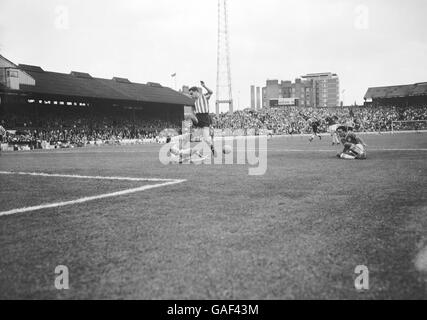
[351,143,365,155]
[340,153,356,160]
[328,124,339,133]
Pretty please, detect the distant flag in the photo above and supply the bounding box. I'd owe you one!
[171,73,177,90]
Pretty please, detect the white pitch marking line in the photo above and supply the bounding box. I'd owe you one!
[0,171,176,182]
[237,149,427,152]
[0,172,186,217]
[0,150,162,155]
[2,148,427,156]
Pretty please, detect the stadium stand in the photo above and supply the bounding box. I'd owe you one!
[364,82,427,106]
[212,106,427,135]
[0,55,193,150]
[1,102,427,150]
[1,54,427,150]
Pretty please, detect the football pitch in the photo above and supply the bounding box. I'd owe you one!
[0,132,426,299]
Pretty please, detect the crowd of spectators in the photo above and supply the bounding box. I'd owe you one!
[212,105,427,135]
[1,105,427,150]
[0,112,180,149]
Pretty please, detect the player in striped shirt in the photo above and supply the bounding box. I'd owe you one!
[188,81,217,156]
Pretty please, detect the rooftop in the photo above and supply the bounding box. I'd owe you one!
[364,82,427,100]
[0,57,194,106]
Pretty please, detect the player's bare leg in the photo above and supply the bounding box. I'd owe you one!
[202,126,217,157]
[309,132,321,142]
[331,131,338,145]
[334,131,340,145]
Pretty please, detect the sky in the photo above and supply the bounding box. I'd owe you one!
[1,0,426,112]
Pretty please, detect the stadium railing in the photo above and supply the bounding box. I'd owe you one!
[391,120,427,133]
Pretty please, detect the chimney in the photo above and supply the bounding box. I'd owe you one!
[250,85,255,109]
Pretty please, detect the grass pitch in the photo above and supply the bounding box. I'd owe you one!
[0,132,426,299]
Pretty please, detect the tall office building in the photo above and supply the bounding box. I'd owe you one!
[301,72,340,108]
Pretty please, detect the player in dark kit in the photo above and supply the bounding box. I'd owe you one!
[308,118,322,142]
[336,125,367,160]
[299,111,322,142]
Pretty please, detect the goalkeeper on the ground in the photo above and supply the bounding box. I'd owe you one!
[336,126,368,160]
[166,118,207,164]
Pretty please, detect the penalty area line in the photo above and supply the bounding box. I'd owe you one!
[0,171,186,217]
[0,171,177,182]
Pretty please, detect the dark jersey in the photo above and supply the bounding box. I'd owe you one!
[310,120,320,134]
[311,119,320,129]
[325,116,337,126]
[342,132,359,145]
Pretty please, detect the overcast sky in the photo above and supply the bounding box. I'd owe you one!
[1,0,426,112]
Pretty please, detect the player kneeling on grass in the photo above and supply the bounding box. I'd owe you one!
[336,126,367,160]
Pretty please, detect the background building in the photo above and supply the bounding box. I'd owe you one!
[364,82,427,107]
[250,85,255,109]
[301,72,340,108]
[262,72,340,108]
[0,55,194,127]
[263,80,281,108]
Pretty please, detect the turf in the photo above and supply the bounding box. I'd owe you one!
[0,132,426,299]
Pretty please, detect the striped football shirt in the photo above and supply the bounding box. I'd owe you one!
[194,94,211,114]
